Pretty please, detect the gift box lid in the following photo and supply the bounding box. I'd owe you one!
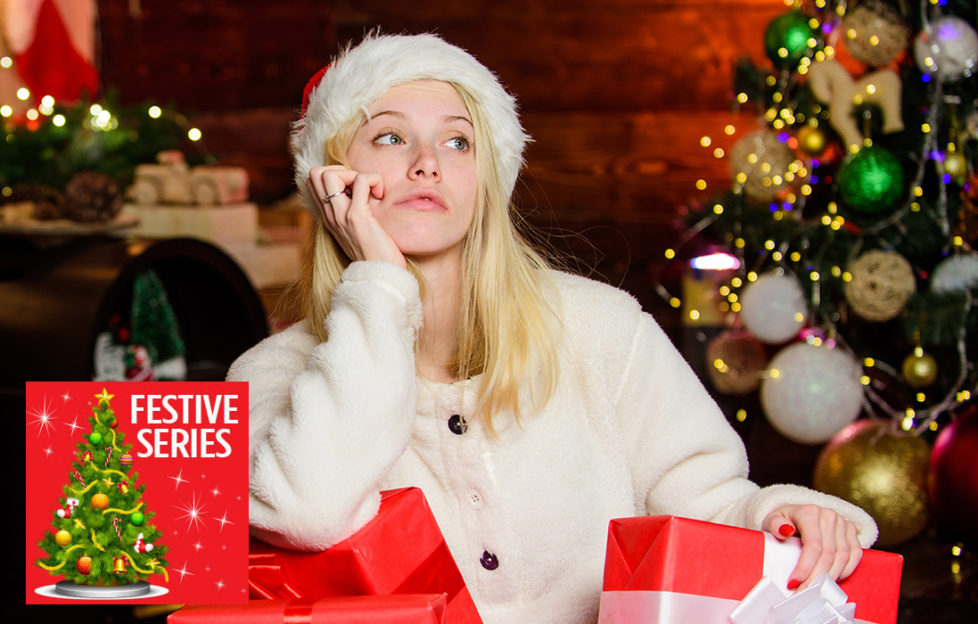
[602,515,903,624]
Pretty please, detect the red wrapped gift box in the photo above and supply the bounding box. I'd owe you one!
[169,594,447,623]
[599,515,902,624]
[248,488,482,624]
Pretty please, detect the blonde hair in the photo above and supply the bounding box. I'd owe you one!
[297,81,560,429]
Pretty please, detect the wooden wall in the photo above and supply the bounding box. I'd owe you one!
[96,0,784,321]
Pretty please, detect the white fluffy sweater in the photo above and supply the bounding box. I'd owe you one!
[229,261,877,624]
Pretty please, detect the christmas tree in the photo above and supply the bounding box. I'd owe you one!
[36,389,168,589]
[669,0,978,547]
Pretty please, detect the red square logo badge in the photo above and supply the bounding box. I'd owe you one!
[26,381,249,604]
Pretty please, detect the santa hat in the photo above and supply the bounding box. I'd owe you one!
[291,32,529,214]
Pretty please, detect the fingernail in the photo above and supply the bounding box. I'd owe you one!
[778,524,795,538]
[787,579,801,590]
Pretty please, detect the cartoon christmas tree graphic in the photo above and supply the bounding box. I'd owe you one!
[36,389,168,597]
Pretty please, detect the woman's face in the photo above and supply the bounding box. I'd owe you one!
[346,80,478,263]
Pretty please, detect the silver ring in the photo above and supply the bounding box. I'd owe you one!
[322,190,345,202]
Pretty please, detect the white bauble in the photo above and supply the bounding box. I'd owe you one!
[739,272,808,344]
[914,16,978,82]
[931,254,978,293]
[761,342,864,444]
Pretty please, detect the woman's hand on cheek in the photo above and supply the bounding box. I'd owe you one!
[308,165,406,268]
[763,504,863,591]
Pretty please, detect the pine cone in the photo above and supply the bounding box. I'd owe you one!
[62,172,123,223]
[0,184,64,220]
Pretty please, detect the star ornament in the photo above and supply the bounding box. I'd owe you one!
[95,388,115,403]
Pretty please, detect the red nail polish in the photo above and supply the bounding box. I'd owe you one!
[778,524,795,538]
[787,579,801,590]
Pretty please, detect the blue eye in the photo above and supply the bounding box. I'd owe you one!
[374,132,403,145]
[446,136,469,151]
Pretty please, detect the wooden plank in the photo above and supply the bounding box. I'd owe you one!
[97,0,335,110]
[330,0,785,109]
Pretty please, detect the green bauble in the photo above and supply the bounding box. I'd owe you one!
[131,512,145,526]
[838,146,905,214]
[89,432,103,445]
[764,11,818,70]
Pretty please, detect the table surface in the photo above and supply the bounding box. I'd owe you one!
[894,528,978,622]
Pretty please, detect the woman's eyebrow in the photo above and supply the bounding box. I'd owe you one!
[367,110,472,128]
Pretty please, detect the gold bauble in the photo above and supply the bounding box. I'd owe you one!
[944,152,968,181]
[705,329,769,395]
[91,492,109,510]
[797,125,829,156]
[814,419,930,547]
[55,530,72,547]
[902,350,938,388]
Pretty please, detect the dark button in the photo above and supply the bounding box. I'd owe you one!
[480,551,499,571]
[448,414,468,435]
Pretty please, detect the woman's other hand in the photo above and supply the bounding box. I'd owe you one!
[763,504,863,591]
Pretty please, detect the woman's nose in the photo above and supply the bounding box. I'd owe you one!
[408,144,440,180]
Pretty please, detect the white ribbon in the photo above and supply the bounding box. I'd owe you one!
[729,573,858,624]
[599,532,870,623]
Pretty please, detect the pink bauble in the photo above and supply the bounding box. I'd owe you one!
[929,406,978,545]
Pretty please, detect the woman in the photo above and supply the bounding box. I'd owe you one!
[229,32,877,624]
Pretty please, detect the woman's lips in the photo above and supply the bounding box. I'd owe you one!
[395,189,447,211]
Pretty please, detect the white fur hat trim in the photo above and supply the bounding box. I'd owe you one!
[292,32,529,214]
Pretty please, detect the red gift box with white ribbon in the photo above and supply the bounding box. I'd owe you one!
[598,515,902,624]
[247,488,482,624]
[168,594,448,623]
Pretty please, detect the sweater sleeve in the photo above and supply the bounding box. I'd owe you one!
[227,261,424,551]
[613,309,878,548]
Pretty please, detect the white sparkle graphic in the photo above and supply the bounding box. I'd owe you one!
[173,562,195,582]
[210,486,221,497]
[61,392,71,402]
[215,510,233,532]
[66,416,84,435]
[169,469,188,491]
[215,578,225,591]
[175,491,207,532]
[28,398,57,437]
[194,541,204,551]
[44,447,53,457]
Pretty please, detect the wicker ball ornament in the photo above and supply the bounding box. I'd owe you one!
[739,272,808,344]
[760,342,864,444]
[705,330,769,395]
[62,172,123,223]
[730,131,796,203]
[841,0,910,67]
[844,249,916,321]
[814,419,930,547]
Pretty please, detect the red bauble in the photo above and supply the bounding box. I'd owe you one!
[77,555,92,575]
[929,406,978,545]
